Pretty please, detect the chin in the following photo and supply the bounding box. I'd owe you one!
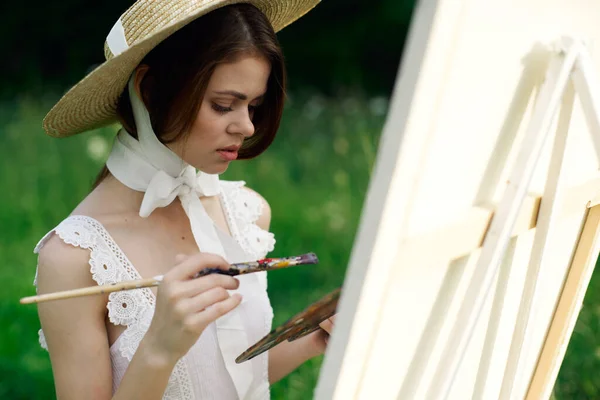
[197,163,229,175]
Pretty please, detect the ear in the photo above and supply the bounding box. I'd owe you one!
[133,64,150,100]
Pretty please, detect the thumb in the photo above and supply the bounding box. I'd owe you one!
[319,317,334,334]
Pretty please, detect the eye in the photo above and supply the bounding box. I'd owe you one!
[212,103,232,114]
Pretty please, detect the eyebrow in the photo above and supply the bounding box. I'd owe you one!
[213,90,265,101]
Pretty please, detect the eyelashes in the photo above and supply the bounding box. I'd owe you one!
[211,103,259,115]
[211,103,232,114]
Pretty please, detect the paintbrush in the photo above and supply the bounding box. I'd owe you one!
[20,253,318,305]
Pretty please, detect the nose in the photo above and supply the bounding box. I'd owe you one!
[231,109,255,138]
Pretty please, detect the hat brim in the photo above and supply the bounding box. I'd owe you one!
[43,0,320,138]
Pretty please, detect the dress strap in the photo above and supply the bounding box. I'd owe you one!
[33,215,196,399]
[33,215,156,358]
[216,182,276,399]
[219,181,275,262]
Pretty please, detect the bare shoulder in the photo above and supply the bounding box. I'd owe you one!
[36,178,126,292]
[242,186,271,231]
[36,231,107,322]
[36,233,113,399]
[36,232,99,293]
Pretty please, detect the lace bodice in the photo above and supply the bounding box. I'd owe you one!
[33,181,276,400]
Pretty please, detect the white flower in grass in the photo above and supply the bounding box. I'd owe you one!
[329,214,346,232]
[334,170,349,187]
[369,96,389,116]
[304,95,325,120]
[334,137,349,155]
[324,200,346,232]
[304,206,321,223]
[342,97,360,115]
[87,135,109,162]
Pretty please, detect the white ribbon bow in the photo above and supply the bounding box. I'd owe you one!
[141,166,225,257]
[106,77,225,258]
[105,76,256,399]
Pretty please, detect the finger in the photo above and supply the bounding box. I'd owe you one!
[177,274,240,298]
[188,293,243,326]
[319,318,334,334]
[181,286,231,313]
[167,252,230,281]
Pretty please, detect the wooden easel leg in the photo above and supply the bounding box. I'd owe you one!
[425,39,581,400]
[525,204,600,400]
[497,80,576,399]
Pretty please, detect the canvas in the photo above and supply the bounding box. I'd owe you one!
[314,0,600,399]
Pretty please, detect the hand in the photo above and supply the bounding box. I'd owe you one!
[307,314,336,356]
[142,252,242,366]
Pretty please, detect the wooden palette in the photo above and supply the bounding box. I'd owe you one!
[235,288,341,363]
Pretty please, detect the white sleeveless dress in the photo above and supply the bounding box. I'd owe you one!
[33,180,276,400]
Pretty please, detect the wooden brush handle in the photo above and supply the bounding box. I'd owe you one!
[19,276,164,304]
[20,253,319,305]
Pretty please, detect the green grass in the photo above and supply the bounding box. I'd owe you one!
[0,92,383,399]
[0,93,598,398]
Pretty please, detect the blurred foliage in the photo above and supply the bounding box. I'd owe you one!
[0,0,415,99]
[1,91,600,399]
[0,93,386,399]
[554,255,600,399]
[1,0,600,398]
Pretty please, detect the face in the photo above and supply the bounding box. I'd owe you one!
[169,54,271,174]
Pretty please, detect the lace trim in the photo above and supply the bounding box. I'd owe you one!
[220,181,275,395]
[219,181,276,261]
[34,182,274,400]
[34,215,193,400]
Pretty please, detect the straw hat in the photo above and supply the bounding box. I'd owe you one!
[42,0,320,138]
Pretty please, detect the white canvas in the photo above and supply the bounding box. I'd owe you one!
[314,0,600,399]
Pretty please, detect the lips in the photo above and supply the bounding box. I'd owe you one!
[217,145,240,161]
[219,145,241,151]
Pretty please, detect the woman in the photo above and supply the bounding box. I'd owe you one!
[33,1,334,399]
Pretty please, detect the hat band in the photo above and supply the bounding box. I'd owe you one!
[106,19,129,57]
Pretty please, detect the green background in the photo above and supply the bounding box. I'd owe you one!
[1,0,598,398]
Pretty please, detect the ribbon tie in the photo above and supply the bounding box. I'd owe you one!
[140,165,221,214]
[106,77,225,258]
[141,166,225,257]
[105,76,258,399]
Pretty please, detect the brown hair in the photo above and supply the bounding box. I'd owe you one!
[93,3,286,186]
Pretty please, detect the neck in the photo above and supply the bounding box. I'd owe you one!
[94,172,185,220]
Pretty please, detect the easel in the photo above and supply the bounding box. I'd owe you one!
[314,35,600,400]
[425,36,600,399]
